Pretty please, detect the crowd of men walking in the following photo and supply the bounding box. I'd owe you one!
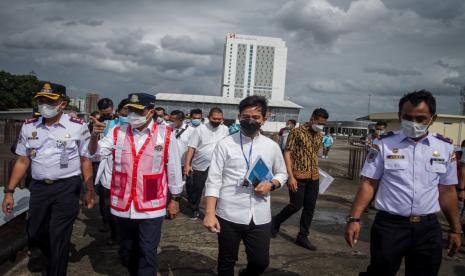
[1,82,464,276]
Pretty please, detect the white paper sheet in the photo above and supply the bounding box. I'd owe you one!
[318,169,335,194]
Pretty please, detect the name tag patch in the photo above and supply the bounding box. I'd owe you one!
[430,158,445,165]
[386,155,405,160]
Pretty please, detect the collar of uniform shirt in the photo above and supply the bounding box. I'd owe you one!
[175,123,187,131]
[399,130,432,145]
[240,130,261,141]
[132,118,154,134]
[39,113,67,129]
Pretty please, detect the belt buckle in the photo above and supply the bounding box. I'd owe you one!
[44,179,54,185]
[409,216,421,223]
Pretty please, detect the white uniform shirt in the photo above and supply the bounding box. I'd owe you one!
[188,123,229,171]
[173,123,195,166]
[16,114,91,180]
[205,132,288,225]
[95,119,183,219]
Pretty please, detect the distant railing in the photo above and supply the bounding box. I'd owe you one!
[348,144,368,180]
[0,120,22,145]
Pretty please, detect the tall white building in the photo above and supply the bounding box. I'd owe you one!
[221,33,287,101]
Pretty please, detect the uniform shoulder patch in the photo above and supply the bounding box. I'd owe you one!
[379,131,395,140]
[24,117,39,124]
[69,117,84,125]
[432,133,452,144]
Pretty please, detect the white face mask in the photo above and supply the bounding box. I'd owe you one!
[128,112,149,128]
[312,124,324,133]
[401,119,432,138]
[38,103,61,118]
[156,116,164,124]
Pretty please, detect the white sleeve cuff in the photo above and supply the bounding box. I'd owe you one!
[204,187,220,198]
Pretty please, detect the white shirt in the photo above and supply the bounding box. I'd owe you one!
[205,131,288,225]
[95,119,183,219]
[16,113,91,180]
[173,123,195,166]
[188,123,229,171]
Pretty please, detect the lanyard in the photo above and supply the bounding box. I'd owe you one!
[240,132,253,172]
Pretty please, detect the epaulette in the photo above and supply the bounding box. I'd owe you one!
[24,117,39,124]
[379,131,395,140]
[432,133,452,144]
[69,117,85,125]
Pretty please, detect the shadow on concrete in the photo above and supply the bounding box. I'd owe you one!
[453,265,465,276]
[158,245,216,275]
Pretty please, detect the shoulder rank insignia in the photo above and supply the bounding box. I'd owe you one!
[366,144,380,163]
[24,117,39,124]
[379,131,395,140]
[432,133,452,144]
[69,117,84,125]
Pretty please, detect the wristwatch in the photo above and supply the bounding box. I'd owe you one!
[346,216,361,224]
[270,182,280,192]
[3,188,15,194]
[171,195,181,202]
[457,187,465,192]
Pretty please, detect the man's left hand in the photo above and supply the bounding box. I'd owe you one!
[255,182,272,197]
[167,200,180,219]
[447,232,462,257]
[83,190,95,209]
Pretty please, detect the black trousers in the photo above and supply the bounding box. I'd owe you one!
[361,211,443,276]
[217,216,271,276]
[27,176,81,276]
[117,217,163,276]
[273,178,319,237]
[96,184,117,239]
[186,168,209,211]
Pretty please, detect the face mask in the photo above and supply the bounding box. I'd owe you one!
[312,124,324,133]
[100,114,113,121]
[401,119,431,138]
[166,121,176,128]
[38,103,61,118]
[118,116,129,125]
[128,112,149,128]
[156,116,164,124]
[210,121,221,128]
[240,119,261,136]
[375,129,385,136]
[191,119,201,126]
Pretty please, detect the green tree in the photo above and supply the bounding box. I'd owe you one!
[0,71,39,110]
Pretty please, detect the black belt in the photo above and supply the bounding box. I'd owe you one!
[378,211,437,224]
[33,175,80,185]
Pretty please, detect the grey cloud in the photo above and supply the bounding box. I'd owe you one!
[363,66,422,77]
[381,0,465,20]
[160,35,222,55]
[3,29,91,50]
[62,19,104,27]
[63,20,79,26]
[43,16,65,22]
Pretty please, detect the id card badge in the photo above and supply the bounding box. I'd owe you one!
[60,149,69,166]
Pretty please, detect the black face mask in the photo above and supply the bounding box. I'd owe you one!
[210,121,221,128]
[240,119,261,136]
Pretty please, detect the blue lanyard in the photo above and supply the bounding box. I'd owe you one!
[240,132,253,171]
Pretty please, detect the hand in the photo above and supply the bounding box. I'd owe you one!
[167,200,179,219]
[183,165,193,177]
[203,213,221,233]
[2,193,14,215]
[447,232,462,257]
[83,190,95,209]
[288,177,298,192]
[345,222,360,248]
[254,182,272,197]
[89,116,106,137]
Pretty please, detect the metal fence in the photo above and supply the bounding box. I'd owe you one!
[348,144,368,180]
[0,120,22,145]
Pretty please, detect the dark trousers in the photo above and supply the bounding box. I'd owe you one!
[361,211,443,276]
[27,176,81,276]
[186,168,209,211]
[117,217,163,276]
[217,216,271,276]
[96,184,117,239]
[273,179,319,238]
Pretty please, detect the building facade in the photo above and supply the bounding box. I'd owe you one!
[69,97,86,113]
[85,93,100,114]
[221,33,287,101]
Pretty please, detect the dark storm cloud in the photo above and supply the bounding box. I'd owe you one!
[43,16,65,22]
[363,66,422,77]
[381,0,465,20]
[160,35,223,56]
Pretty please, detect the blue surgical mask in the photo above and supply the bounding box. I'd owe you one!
[191,119,201,126]
[118,116,129,125]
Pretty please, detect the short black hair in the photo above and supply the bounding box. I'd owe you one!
[170,110,185,120]
[209,107,223,117]
[287,119,297,125]
[239,95,268,117]
[375,120,388,128]
[311,108,329,119]
[117,98,129,112]
[190,108,203,116]
[155,107,166,115]
[97,98,113,110]
[398,90,436,115]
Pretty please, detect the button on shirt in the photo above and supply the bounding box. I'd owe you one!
[361,131,458,217]
[188,123,229,171]
[95,119,183,219]
[205,132,288,225]
[16,114,91,180]
[173,123,195,166]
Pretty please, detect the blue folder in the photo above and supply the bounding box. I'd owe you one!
[247,157,273,187]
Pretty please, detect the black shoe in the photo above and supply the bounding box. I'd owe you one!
[295,236,317,251]
[106,238,116,246]
[27,248,46,273]
[191,210,200,220]
[271,217,280,238]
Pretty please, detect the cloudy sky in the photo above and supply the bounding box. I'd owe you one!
[0,0,464,120]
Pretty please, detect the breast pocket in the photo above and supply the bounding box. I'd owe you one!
[426,162,446,184]
[384,160,408,170]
